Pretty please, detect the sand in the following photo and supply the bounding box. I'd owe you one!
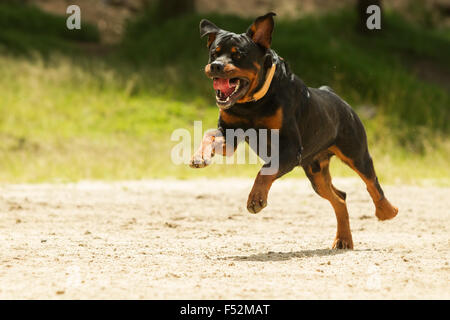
[0,178,448,299]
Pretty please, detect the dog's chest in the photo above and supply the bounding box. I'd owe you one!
[220,107,283,130]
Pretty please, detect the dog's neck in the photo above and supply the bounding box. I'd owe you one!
[248,63,276,102]
[228,55,290,117]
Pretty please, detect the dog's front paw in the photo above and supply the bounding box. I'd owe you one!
[189,153,211,168]
[247,191,267,214]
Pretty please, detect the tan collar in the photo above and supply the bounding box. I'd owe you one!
[239,63,276,103]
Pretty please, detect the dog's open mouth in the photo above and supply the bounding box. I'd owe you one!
[213,77,249,108]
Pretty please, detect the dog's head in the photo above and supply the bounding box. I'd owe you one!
[200,13,276,109]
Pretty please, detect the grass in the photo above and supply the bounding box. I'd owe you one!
[0,3,99,55]
[0,4,448,185]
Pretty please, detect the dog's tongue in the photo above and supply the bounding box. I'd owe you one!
[213,78,236,97]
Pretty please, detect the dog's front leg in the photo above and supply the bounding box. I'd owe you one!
[247,137,301,213]
[190,128,235,168]
[247,170,277,213]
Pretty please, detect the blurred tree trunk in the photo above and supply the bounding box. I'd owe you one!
[154,0,195,20]
[357,0,382,32]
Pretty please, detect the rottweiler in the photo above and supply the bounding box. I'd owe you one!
[190,13,398,249]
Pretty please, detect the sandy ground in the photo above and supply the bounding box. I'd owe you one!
[0,178,448,299]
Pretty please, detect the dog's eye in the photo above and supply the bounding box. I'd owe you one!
[232,51,245,61]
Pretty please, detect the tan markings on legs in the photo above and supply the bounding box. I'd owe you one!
[212,134,236,157]
[190,130,236,168]
[190,134,214,168]
[308,159,353,249]
[328,145,398,220]
[247,171,277,214]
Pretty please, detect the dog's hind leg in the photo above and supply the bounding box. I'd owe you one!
[329,146,398,221]
[304,154,353,249]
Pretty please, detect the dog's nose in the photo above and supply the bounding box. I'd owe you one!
[210,61,224,73]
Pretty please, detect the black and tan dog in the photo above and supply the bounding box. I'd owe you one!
[190,13,398,249]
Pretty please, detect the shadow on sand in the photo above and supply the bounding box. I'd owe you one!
[220,249,347,262]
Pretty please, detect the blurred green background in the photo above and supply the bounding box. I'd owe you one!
[0,0,449,184]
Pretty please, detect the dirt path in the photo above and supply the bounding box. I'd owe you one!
[0,178,448,299]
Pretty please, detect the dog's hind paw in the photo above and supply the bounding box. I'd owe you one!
[375,198,398,221]
[332,237,354,250]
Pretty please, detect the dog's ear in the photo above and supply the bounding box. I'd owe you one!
[199,19,220,48]
[246,12,276,49]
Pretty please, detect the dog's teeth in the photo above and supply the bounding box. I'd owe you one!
[232,81,240,95]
